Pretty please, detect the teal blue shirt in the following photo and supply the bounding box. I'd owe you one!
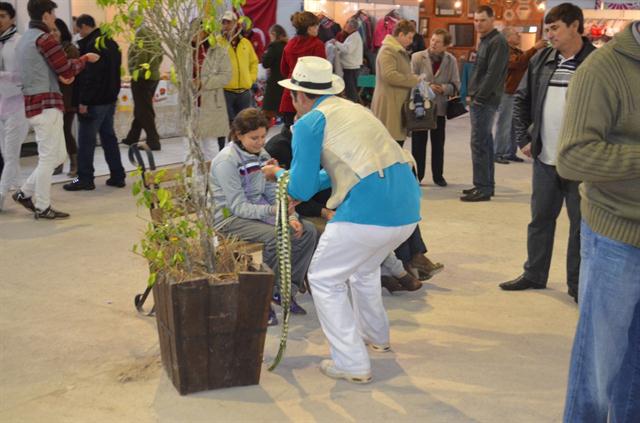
[281,96,421,227]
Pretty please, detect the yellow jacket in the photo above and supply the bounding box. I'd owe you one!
[217,36,258,91]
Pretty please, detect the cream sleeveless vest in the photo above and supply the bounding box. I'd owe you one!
[314,96,415,209]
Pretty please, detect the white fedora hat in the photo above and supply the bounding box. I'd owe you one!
[278,56,345,96]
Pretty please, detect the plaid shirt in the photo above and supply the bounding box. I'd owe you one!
[23,23,87,118]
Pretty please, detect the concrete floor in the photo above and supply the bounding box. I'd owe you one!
[0,115,579,422]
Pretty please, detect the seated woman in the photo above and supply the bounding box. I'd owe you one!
[210,109,317,325]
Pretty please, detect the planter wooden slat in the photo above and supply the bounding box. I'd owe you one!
[153,266,274,395]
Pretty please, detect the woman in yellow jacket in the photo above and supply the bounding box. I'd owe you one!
[218,11,259,125]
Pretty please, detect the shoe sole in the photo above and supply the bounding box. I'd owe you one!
[366,343,391,353]
[499,284,546,291]
[64,186,95,191]
[320,365,372,384]
[460,196,491,202]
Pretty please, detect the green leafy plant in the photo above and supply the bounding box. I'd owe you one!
[95,0,251,276]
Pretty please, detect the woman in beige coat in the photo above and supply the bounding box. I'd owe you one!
[410,29,460,186]
[193,36,232,160]
[371,20,419,144]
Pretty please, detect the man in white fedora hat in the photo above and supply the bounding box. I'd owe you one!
[262,56,421,383]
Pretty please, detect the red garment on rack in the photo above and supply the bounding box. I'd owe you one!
[374,15,399,49]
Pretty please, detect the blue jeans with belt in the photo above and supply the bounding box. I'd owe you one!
[564,221,640,423]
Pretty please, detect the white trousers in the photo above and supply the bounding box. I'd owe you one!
[0,110,29,199]
[21,109,66,211]
[182,137,219,162]
[308,221,416,374]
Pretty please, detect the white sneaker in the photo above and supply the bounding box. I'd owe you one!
[366,342,391,353]
[319,360,372,384]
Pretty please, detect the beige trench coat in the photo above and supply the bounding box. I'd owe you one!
[371,35,419,141]
[195,44,232,140]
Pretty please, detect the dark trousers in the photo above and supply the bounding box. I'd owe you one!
[524,159,581,290]
[224,89,252,123]
[411,116,446,183]
[63,112,77,155]
[77,103,125,183]
[125,79,160,146]
[342,68,360,103]
[395,226,428,263]
[469,103,497,195]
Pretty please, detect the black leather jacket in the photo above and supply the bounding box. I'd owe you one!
[513,38,595,159]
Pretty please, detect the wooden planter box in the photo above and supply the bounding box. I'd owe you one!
[153,266,274,395]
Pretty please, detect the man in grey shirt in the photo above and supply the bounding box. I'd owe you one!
[461,5,509,202]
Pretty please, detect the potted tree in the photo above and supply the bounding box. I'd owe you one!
[97,0,291,394]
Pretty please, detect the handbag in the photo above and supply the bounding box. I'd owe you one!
[446,96,468,120]
[403,89,436,132]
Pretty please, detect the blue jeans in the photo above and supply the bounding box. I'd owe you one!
[493,93,515,158]
[469,102,497,195]
[564,221,640,423]
[224,90,252,123]
[77,103,125,183]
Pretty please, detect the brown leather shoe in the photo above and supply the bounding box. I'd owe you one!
[381,276,406,294]
[396,273,422,291]
[411,255,444,280]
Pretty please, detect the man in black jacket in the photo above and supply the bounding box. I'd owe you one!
[499,3,595,301]
[64,14,125,191]
[461,6,509,202]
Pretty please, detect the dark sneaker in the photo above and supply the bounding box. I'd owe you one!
[35,206,70,220]
[121,138,137,146]
[63,178,96,191]
[106,178,126,188]
[434,178,448,187]
[462,186,478,195]
[12,190,36,212]
[272,293,307,315]
[267,306,278,326]
[495,156,510,164]
[290,298,307,315]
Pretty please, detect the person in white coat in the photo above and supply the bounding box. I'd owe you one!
[0,2,29,211]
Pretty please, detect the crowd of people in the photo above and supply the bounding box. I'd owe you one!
[1,0,638,420]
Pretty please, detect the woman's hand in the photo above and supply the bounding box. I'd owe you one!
[261,164,283,181]
[287,196,300,215]
[289,219,304,238]
[430,83,445,95]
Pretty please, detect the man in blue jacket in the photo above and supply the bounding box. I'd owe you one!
[263,57,421,383]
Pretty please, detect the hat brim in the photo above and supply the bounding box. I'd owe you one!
[278,75,345,96]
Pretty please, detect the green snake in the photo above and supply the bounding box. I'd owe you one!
[268,171,292,371]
